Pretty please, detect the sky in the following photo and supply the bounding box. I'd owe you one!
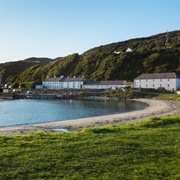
[0,0,179,63]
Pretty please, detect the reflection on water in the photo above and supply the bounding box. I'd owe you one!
[0,99,147,127]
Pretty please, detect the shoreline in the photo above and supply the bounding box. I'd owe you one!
[0,99,180,135]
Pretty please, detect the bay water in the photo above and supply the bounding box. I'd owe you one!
[0,99,147,127]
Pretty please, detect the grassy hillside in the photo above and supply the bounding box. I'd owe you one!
[1,30,180,88]
[75,30,180,80]
[0,115,179,179]
[0,57,53,84]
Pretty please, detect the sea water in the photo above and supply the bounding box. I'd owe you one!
[0,99,147,127]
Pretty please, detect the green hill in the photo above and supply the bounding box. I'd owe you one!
[1,30,180,88]
[0,57,53,86]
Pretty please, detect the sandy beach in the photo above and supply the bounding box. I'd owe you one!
[0,99,180,135]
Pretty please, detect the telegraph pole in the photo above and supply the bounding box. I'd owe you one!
[165,30,170,48]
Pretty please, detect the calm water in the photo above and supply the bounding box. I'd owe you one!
[0,99,147,127]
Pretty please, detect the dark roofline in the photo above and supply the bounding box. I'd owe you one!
[44,77,63,82]
[135,72,180,80]
[63,77,86,82]
[84,80,126,86]
[44,77,86,82]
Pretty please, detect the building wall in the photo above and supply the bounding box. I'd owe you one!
[42,81,56,89]
[3,88,13,93]
[83,84,121,90]
[134,78,177,91]
[42,81,83,89]
[62,81,83,89]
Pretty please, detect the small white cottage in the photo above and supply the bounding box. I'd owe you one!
[126,48,133,52]
[42,76,64,89]
[134,72,180,91]
[61,77,86,89]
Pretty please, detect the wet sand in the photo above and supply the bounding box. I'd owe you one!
[0,99,180,135]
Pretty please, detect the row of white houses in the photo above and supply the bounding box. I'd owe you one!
[39,72,180,91]
[41,76,127,90]
[42,76,85,89]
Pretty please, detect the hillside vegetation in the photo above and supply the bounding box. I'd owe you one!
[0,30,179,88]
[0,57,53,86]
[0,115,180,179]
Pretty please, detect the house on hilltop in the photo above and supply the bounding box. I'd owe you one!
[134,72,180,91]
[126,48,134,52]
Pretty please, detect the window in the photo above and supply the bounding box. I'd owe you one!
[153,84,155,87]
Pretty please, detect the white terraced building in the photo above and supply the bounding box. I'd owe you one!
[134,72,180,91]
[42,76,127,90]
[83,80,126,90]
[42,76,86,89]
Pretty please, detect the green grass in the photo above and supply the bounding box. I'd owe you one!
[132,91,180,101]
[0,115,180,179]
[99,90,180,101]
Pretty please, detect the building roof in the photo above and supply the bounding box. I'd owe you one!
[135,72,180,80]
[84,80,126,86]
[43,75,65,82]
[43,77,86,82]
[63,77,86,82]
[44,77,62,82]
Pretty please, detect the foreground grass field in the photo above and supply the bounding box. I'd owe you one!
[0,115,180,180]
